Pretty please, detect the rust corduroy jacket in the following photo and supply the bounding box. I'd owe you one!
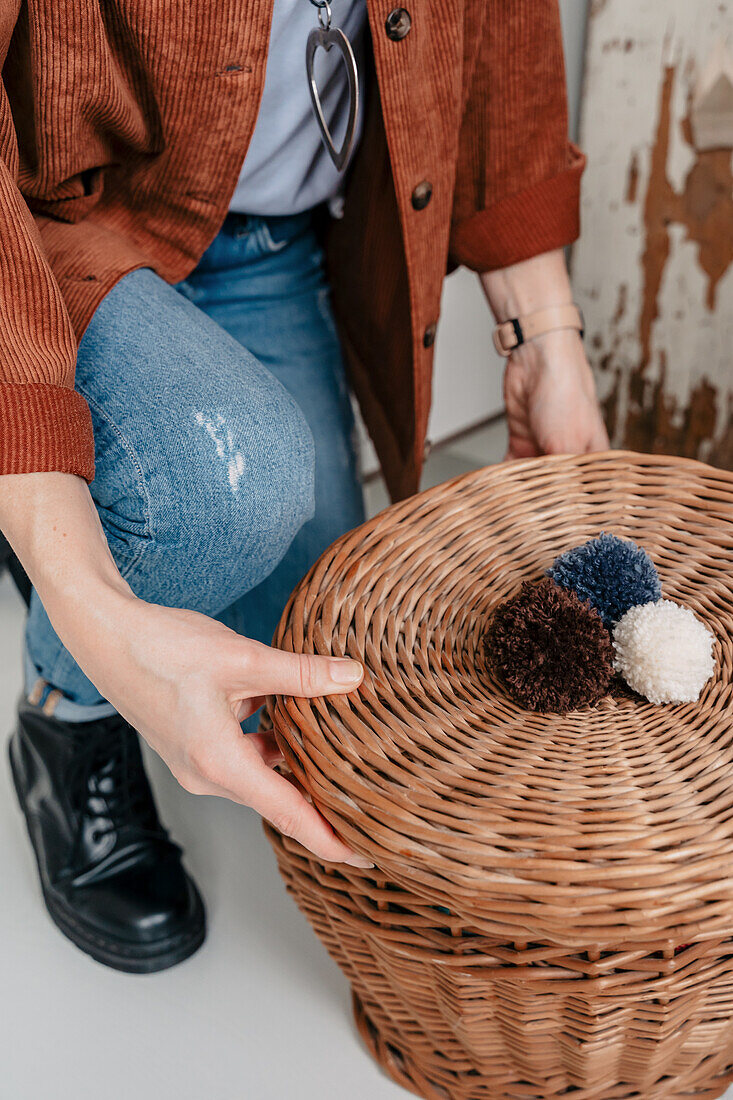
[0,0,584,501]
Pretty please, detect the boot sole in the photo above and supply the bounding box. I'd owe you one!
[8,737,206,975]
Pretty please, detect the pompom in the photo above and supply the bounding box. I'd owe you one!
[485,577,615,714]
[548,532,661,628]
[613,599,715,704]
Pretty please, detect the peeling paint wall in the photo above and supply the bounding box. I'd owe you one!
[573,1,733,466]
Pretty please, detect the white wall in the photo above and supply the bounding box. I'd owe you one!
[561,0,590,140]
[360,0,590,475]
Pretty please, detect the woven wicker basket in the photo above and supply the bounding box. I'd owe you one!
[264,451,733,1100]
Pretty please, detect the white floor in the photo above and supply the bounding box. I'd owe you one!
[0,423,508,1100]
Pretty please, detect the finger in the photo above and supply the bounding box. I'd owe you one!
[263,778,373,868]
[235,640,364,698]
[589,420,611,452]
[235,749,373,868]
[246,727,285,768]
[193,721,372,868]
[281,770,310,798]
[536,433,572,456]
[235,695,266,722]
[575,423,608,455]
[505,437,539,461]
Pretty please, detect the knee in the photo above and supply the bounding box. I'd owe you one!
[225,385,316,555]
[80,269,316,613]
[151,386,315,613]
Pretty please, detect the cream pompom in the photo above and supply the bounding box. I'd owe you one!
[613,600,715,704]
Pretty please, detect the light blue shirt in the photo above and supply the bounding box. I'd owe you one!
[230,0,368,216]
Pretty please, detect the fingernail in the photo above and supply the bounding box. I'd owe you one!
[345,854,375,870]
[330,659,363,685]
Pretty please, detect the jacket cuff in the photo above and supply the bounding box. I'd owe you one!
[0,383,95,480]
[449,145,586,272]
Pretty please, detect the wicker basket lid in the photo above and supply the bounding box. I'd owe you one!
[270,452,733,949]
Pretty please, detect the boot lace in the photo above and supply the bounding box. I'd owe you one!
[66,723,167,849]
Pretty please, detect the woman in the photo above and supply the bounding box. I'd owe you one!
[0,0,607,972]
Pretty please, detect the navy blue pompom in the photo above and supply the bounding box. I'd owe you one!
[547,532,661,628]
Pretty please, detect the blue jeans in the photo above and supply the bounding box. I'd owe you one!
[25,211,365,723]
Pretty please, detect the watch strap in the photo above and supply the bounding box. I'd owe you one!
[493,304,585,357]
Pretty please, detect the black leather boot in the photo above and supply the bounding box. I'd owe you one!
[9,700,206,973]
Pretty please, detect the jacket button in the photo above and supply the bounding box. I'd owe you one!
[411,181,433,210]
[385,8,411,41]
[423,322,437,348]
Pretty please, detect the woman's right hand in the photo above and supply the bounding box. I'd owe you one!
[67,593,369,866]
[0,471,371,868]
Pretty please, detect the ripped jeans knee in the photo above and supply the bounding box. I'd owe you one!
[71,269,316,617]
[96,387,315,616]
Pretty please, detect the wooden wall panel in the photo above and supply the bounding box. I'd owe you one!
[572,0,733,464]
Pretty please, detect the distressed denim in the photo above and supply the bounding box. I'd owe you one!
[25,211,365,722]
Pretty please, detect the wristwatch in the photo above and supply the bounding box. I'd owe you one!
[492,304,585,357]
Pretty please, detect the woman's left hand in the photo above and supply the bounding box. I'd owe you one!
[502,328,610,461]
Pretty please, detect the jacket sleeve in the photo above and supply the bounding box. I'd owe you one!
[449,0,585,273]
[0,19,94,480]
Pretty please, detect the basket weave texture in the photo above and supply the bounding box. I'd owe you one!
[264,452,733,1099]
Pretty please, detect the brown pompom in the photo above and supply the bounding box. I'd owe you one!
[484,577,614,714]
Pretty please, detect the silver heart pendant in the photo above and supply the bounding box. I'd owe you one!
[305,26,359,172]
